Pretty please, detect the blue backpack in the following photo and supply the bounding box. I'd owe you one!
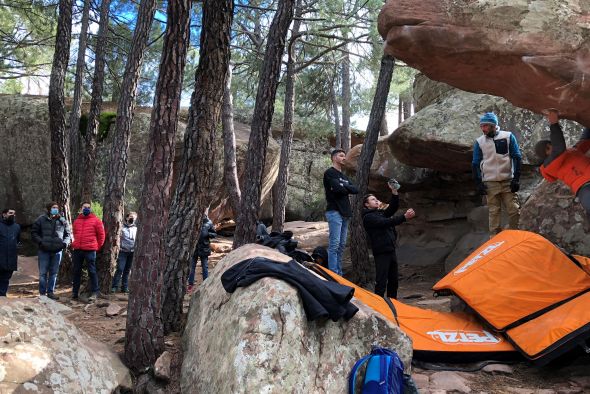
[349,347,404,394]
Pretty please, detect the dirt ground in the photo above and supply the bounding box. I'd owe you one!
[7,243,590,394]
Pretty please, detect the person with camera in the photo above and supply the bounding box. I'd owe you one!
[362,180,415,299]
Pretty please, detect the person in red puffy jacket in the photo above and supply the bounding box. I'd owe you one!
[71,202,105,301]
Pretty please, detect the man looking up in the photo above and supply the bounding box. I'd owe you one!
[323,149,358,275]
[472,112,522,235]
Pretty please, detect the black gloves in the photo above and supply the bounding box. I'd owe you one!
[477,182,487,195]
[510,179,520,193]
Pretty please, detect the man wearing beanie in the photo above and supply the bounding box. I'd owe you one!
[472,112,522,235]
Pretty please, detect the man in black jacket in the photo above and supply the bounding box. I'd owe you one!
[0,208,20,296]
[323,149,358,275]
[362,184,415,299]
[31,202,72,299]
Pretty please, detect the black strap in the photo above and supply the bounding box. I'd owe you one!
[383,296,400,326]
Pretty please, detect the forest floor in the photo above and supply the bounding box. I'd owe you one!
[8,237,590,394]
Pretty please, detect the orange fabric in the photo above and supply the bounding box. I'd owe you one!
[574,255,590,275]
[506,292,590,359]
[433,230,590,331]
[540,144,590,194]
[315,266,515,354]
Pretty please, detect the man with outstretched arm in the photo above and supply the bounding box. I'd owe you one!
[534,109,590,222]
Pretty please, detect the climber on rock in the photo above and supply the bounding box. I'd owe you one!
[534,109,590,222]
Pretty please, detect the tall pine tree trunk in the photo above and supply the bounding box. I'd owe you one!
[233,0,296,247]
[161,0,233,334]
[81,0,110,204]
[349,55,395,286]
[331,75,341,148]
[48,0,73,225]
[124,0,191,372]
[271,0,302,232]
[68,0,91,209]
[98,0,157,294]
[341,48,351,152]
[222,65,241,216]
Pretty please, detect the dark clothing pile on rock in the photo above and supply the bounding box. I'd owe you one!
[323,167,359,217]
[254,222,313,263]
[221,257,358,321]
[31,215,71,253]
[362,194,407,299]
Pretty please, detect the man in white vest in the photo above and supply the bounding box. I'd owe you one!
[472,112,522,235]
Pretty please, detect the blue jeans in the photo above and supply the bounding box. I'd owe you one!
[325,210,349,276]
[188,254,209,285]
[112,251,133,290]
[0,270,12,296]
[72,250,99,295]
[38,250,62,295]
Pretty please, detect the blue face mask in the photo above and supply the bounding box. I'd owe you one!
[50,208,59,216]
[82,207,91,216]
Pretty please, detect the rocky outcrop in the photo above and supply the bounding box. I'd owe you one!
[0,297,132,392]
[0,95,51,225]
[378,0,590,127]
[520,181,590,255]
[181,244,413,393]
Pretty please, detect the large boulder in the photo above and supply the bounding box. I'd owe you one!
[0,95,51,226]
[181,244,413,393]
[378,0,590,127]
[0,298,132,392]
[520,180,590,255]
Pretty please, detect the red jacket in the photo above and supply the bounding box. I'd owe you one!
[540,140,590,194]
[71,213,105,251]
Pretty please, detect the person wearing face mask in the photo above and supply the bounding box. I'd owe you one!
[31,202,72,299]
[111,212,137,293]
[472,112,522,235]
[0,208,20,296]
[71,202,105,301]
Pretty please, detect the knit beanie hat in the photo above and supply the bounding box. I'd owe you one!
[479,112,499,126]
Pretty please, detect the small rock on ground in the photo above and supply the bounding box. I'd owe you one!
[106,303,122,316]
[429,371,471,393]
[482,364,514,375]
[154,351,172,382]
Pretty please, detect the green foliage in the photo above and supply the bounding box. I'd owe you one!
[91,201,103,220]
[0,79,23,94]
[79,112,117,142]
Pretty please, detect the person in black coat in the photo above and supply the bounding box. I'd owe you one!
[187,216,217,293]
[362,184,415,299]
[0,208,20,296]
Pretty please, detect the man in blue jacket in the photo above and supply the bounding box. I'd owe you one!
[472,112,522,235]
[0,208,20,296]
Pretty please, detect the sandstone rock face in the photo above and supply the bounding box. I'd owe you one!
[181,244,413,393]
[0,96,51,225]
[378,0,590,127]
[520,180,590,255]
[0,298,131,392]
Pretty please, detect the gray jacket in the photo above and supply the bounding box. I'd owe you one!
[120,224,137,253]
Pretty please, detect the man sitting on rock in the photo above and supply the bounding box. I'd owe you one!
[534,109,590,222]
[472,112,522,235]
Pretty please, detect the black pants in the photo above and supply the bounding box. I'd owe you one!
[373,252,398,299]
[0,270,13,296]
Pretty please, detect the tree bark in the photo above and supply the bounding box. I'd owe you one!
[402,89,411,120]
[349,54,395,286]
[380,113,388,136]
[341,48,351,152]
[124,0,191,372]
[233,0,296,248]
[271,0,303,233]
[98,0,157,294]
[81,0,111,205]
[68,0,90,209]
[331,75,341,148]
[161,0,233,334]
[222,65,241,216]
[48,0,73,226]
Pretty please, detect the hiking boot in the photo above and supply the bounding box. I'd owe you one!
[47,293,60,301]
[88,292,99,302]
[121,288,129,294]
[111,287,118,294]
